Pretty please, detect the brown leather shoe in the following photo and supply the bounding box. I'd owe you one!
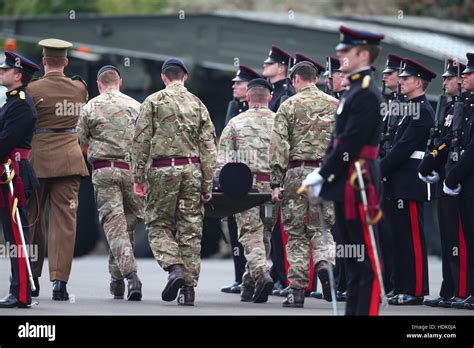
[282,288,305,308]
[110,278,125,299]
[177,286,195,306]
[240,285,255,302]
[126,273,142,301]
[162,264,185,302]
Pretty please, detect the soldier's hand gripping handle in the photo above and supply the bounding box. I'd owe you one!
[201,192,212,203]
[134,182,148,197]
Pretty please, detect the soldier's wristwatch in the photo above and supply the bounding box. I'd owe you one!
[270,182,280,189]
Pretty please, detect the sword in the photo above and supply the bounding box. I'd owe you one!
[352,160,386,307]
[3,160,36,291]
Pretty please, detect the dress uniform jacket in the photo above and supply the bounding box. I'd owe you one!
[380,94,435,201]
[27,72,89,178]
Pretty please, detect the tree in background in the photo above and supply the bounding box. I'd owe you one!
[0,0,472,21]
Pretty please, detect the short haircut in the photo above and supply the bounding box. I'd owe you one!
[98,70,120,85]
[15,68,33,86]
[293,64,317,82]
[163,66,185,81]
[247,86,270,104]
[277,63,288,74]
[420,78,430,91]
[44,56,66,69]
[355,45,381,65]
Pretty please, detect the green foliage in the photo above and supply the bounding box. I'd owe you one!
[0,0,169,16]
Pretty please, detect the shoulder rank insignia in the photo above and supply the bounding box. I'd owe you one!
[362,75,371,89]
[19,91,26,100]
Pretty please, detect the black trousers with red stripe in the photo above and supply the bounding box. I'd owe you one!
[227,215,246,283]
[459,196,474,297]
[377,197,394,294]
[386,199,429,297]
[438,195,468,298]
[270,214,288,286]
[332,224,347,293]
[334,202,381,316]
[0,187,31,305]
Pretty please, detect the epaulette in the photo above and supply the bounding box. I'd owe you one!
[71,75,88,89]
[362,75,371,89]
[19,91,26,100]
[430,143,447,158]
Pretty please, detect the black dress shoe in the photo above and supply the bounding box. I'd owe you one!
[271,280,284,296]
[52,280,69,301]
[229,283,242,294]
[253,272,273,303]
[439,296,465,308]
[277,286,291,297]
[0,294,30,308]
[336,291,347,302]
[31,278,40,298]
[162,264,185,302]
[388,294,423,305]
[309,291,323,299]
[451,295,474,309]
[423,296,448,307]
[221,282,240,294]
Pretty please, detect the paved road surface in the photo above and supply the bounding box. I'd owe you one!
[0,256,472,315]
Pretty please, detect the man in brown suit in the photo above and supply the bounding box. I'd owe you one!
[27,38,89,301]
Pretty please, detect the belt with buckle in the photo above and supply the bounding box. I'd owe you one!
[288,160,321,169]
[93,161,130,170]
[152,157,200,168]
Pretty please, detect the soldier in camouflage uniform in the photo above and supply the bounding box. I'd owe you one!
[217,78,276,303]
[132,59,217,306]
[270,61,337,308]
[77,65,144,301]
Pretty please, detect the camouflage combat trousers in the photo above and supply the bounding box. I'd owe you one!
[282,166,335,290]
[235,181,275,288]
[92,167,144,280]
[146,163,204,287]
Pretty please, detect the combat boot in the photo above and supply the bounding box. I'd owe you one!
[282,288,305,308]
[253,271,274,303]
[110,278,125,299]
[316,260,332,301]
[177,286,195,306]
[240,285,255,302]
[126,273,142,301]
[162,264,185,302]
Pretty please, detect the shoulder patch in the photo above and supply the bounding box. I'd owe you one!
[71,75,88,89]
[362,75,371,89]
[19,91,26,100]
